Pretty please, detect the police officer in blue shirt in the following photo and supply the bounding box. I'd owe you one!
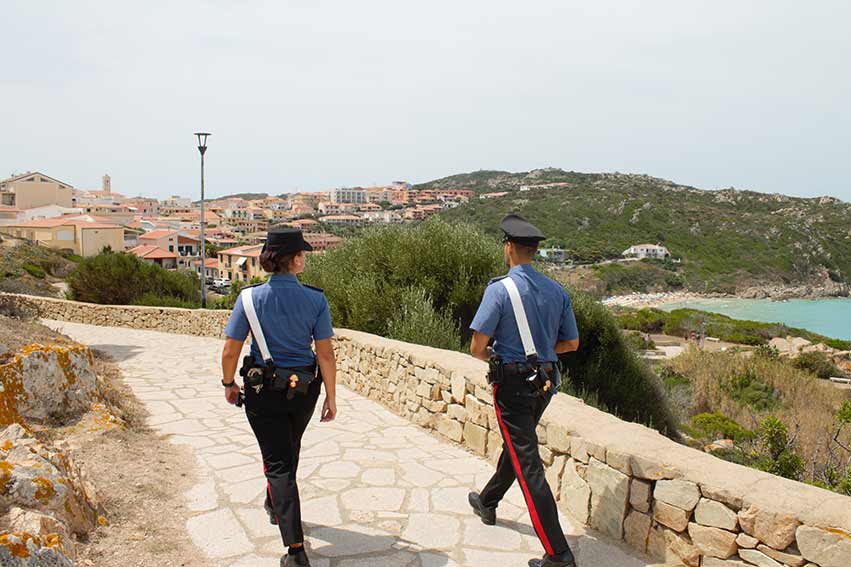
[467,214,580,567]
[221,228,337,567]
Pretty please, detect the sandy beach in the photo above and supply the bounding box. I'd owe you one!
[601,291,729,309]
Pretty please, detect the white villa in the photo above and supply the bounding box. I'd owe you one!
[622,243,670,260]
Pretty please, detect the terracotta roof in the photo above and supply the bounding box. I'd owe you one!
[0,171,74,187]
[193,258,220,268]
[139,229,177,240]
[219,244,263,258]
[128,245,178,260]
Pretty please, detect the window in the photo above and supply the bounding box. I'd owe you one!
[169,245,174,252]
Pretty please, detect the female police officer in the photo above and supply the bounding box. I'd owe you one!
[220,227,337,567]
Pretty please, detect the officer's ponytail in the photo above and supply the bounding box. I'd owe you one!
[260,249,300,274]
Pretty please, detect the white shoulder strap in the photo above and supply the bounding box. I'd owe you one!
[500,277,538,359]
[241,287,273,364]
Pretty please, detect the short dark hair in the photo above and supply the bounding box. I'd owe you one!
[507,240,538,258]
[260,249,299,273]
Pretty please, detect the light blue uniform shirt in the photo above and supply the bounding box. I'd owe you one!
[225,274,334,368]
[470,264,578,387]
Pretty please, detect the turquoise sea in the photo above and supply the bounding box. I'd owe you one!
[660,298,851,341]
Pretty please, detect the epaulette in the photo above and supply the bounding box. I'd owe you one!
[487,275,508,286]
[303,284,325,294]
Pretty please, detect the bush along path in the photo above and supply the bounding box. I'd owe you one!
[51,320,649,567]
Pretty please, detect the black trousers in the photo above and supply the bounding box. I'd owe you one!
[480,380,569,557]
[244,378,321,546]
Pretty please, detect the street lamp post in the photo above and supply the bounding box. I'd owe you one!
[194,132,211,308]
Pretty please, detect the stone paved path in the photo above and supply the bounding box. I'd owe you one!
[49,321,652,567]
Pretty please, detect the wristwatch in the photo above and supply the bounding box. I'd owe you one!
[222,379,238,388]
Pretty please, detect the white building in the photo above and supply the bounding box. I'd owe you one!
[330,187,366,204]
[622,243,670,260]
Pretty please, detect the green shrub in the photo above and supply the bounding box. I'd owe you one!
[689,412,753,442]
[67,250,199,307]
[793,351,841,379]
[753,416,805,480]
[22,263,45,279]
[722,368,781,411]
[561,291,679,436]
[387,287,462,351]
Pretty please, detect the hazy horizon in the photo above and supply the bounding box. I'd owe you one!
[2,1,849,202]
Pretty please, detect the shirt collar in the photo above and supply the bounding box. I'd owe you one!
[268,273,298,286]
[509,264,535,276]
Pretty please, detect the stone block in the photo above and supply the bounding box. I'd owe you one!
[647,523,700,567]
[795,525,851,567]
[654,479,700,512]
[701,559,750,567]
[570,437,589,463]
[545,455,566,500]
[700,484,743,511]
[539,445,553,466]
[447,404,467,422]
[688,523,738,559]
[486,430,503,459]
[623,510,652,553]
[586,458,629,540]
[738,505,799,550]
[450,372,466,403]
[606,449,631,475]
[463,422,487,455]
[629,478,652,513]
[695,498,738,531]
[736,533,759,549]
[755,544,806,567]
[546,423,571,453]
[653,500,691,532]
[630,454,679,480]
[739,548,783,567]
[560,458,590,525]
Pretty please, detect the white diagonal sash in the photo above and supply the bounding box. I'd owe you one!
[500,277,538,360]
[241,287,273,364]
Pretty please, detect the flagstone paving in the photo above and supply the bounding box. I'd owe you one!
[49,320,652,567]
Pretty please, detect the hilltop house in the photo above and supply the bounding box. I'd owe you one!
[128,245,178,269]
[218,244,265,282]
[138,229,200,270]
[0,172,74,210]
[0,217,123,256]
[622,243,670,260]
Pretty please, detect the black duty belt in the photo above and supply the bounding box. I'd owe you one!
[502,361,555,374]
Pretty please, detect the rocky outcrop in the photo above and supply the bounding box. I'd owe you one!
[738,267,849,300]
[0,533,73,567]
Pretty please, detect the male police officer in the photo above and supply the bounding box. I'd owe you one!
[467,214,580,567]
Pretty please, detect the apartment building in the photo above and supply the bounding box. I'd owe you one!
[138,229,200,269]
[128,245,178,269]
[330,187,366,204]
[218,244,266,282]
[0,172,74,210]
[319,214,364,227]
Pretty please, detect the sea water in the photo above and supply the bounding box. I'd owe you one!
[660,298,851,341]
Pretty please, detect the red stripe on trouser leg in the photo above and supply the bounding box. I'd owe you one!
[263,462,279,522]
[492,385,555,556]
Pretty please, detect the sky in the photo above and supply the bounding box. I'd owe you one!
[2,1,850,201]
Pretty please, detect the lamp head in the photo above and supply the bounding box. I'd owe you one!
[194,132,211,155]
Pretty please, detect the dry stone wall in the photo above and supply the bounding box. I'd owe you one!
[5,293,851,566]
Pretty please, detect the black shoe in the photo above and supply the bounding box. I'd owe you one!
[265,498,278,526]
[528,549,577,567]
[281,549,310,566]
[468,491,496,526]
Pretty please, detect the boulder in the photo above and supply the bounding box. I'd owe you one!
[0,343,97,426]
[629,478,652,513]
[6,508,72,558]
[647,523,699,567]
[623,510,651,552]
[755,544,806,567]
[654,500,691,532]
[738,548,783,567]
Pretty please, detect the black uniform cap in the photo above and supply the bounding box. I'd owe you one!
[263,227,314,254]
[500,214,545,245]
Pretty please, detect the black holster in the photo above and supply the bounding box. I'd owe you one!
[239,355,275,394]
[487,357,505,385]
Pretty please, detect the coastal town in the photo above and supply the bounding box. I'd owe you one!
[0,171,479,285]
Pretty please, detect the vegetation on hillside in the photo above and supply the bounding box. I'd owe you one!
[302,218,678,434]
[67,250,200,307]
[431,168,851,292]
[617,307,851,350]
[0,238,78,297]
[664,348,851,494]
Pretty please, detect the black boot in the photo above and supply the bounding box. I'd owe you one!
[468,491,497,526]
[265,496,278,525]
[528,548,577,567]
[281,547,310,566]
